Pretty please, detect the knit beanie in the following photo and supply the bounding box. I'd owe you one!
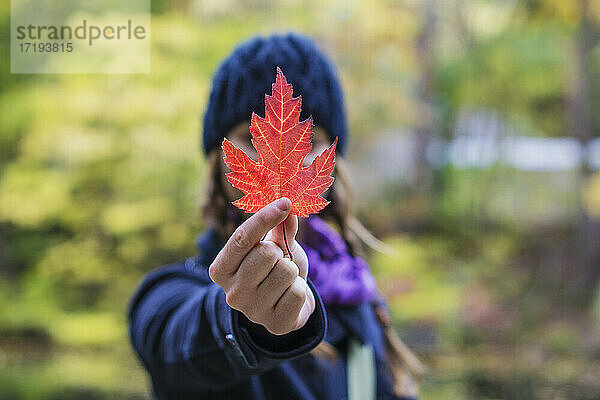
[202,32,347,155]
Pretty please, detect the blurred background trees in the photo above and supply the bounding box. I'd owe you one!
[1,0,600,399]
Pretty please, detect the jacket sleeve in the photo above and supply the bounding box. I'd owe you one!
[127,259,327,392]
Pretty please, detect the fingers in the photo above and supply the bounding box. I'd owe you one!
[265,214,298,257]
[264,214,309,278]
[271,277,314,335]
[207,196,316,335]
[209,198,291,287]
[219,243,315,336]
[256,258,299,308]
[290,242,308,279]
[293,284,315,330]
[234,241,283,288]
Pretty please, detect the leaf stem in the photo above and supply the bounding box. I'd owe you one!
[281,221,293,262]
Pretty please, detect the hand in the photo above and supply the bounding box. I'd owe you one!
[209,198,314,335]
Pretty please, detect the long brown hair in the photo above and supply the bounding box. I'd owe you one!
[202,150,425,397]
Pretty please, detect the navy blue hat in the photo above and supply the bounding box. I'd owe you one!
[202,32,347,155]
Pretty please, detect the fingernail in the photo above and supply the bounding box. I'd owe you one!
[276,197,291,212]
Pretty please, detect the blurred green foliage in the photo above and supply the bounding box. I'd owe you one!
[1,1,600,399]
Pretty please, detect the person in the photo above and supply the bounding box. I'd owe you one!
[128,32,424,400]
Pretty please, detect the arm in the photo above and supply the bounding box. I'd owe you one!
[129,198,326,392]
[128,262,326,392]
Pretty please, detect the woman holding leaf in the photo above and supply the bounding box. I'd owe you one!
[128,33,423,400]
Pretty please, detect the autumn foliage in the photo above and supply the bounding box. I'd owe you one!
[222,67,337,217]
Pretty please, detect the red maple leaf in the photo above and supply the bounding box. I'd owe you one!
[222,67,337,218]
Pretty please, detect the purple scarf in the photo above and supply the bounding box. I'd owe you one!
[300,216,377,306]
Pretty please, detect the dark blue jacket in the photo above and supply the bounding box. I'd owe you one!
[128,228,416,400]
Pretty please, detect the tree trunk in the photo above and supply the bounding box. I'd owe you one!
[414,0,437,196]
[568,0,600,304]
